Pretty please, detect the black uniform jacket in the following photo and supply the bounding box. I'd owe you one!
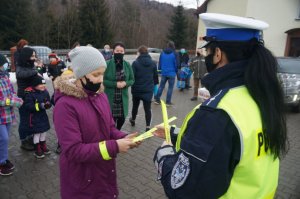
[156,60,250,199]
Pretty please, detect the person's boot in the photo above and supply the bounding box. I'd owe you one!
[40,141,51,155]
[34,143,45,159]
[55,142,61,154]
[20,140,34,151]
[129,118,135,126]
[0,161,13,176]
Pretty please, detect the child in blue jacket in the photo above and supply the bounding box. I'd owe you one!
[24,75,51,159]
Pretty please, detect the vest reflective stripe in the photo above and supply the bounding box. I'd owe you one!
[218,86,279,199]
[99,141,112,160]
[176,104,201,151]
[176,86,279,199]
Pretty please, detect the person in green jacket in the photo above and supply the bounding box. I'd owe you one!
[104,42,134,130]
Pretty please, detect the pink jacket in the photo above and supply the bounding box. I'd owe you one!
[53,76,126,199]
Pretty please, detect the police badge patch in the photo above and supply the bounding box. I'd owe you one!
[171,153,190,189]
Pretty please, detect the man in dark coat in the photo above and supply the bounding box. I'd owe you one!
[190,48,207,101]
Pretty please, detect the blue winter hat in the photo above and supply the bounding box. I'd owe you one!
[199,13,269,48]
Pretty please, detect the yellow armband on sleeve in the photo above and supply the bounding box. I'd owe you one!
[35,102,40,111]
[5,98,10,106]
[99,141,112,160]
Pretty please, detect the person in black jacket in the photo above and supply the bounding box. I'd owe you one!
[23,75,51,158]
[129,45,158,131]
[47,53,66,82]
[152,13,288,199]
[16,47,39,151]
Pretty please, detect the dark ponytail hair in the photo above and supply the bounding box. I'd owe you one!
[245,42,288,159]
[208,39,288,159]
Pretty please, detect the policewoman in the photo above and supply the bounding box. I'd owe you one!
[153,13,288,199]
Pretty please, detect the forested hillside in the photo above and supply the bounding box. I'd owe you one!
[0,0,198,50]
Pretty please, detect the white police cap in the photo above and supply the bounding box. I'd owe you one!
[199,13,269,48]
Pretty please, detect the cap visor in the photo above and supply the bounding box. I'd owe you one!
[199,41,210,49]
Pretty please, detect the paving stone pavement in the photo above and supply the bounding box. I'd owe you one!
[0,78,299,199]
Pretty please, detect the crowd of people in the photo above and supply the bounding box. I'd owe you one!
[0,12,289,199]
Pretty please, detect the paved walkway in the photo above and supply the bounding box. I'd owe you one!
[0,78,299,199]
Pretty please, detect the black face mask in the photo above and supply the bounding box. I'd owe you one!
[27,59,35,67]
[205,54,218,73]
[114,53,124,62]
[196,53,201,57]
[80,76,101,93]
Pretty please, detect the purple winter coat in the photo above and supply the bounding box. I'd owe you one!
[53,75,126,199]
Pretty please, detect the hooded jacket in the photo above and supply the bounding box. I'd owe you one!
[131,53,158,101]
[23,87,51,133]
[158,48,178,77]
[16,47,38,98]
[53,75,126,199]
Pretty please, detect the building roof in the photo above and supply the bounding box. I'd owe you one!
[194,0,211,17]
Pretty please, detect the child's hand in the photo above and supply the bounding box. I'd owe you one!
[116,138,134,153]
[125,132,142,149]
[44,102,51,109]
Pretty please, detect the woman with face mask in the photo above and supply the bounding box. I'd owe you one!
[16,47,39,151]
[53,46,140,199]
[103,42,135,130]
[153,13,288,199]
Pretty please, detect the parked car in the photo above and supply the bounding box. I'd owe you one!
[30,46,52,65]
[277,57,300,112]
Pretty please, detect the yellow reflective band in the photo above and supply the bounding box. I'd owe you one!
[5,98,10,106]
[133,117,177,143]
[99,141,111,160]
[161,100,171,144]
[176,104,201,151]
[35,102,40,111]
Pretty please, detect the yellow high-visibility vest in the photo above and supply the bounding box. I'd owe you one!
[176,86,279,199]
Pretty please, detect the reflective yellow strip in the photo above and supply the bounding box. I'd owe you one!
[35,102,40,111]
[176,104,201,151]
[99,141,111,160]
[5,98,10,106]
[132,117,177,143]
[161,100,171,143]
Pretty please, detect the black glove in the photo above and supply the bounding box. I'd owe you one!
[44,101,51,109]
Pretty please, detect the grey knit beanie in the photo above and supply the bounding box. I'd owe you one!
[69,46,107,78]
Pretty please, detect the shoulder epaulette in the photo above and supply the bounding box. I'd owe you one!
[202,88,229,109]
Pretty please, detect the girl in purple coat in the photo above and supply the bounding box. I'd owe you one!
[53,46,140,199]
